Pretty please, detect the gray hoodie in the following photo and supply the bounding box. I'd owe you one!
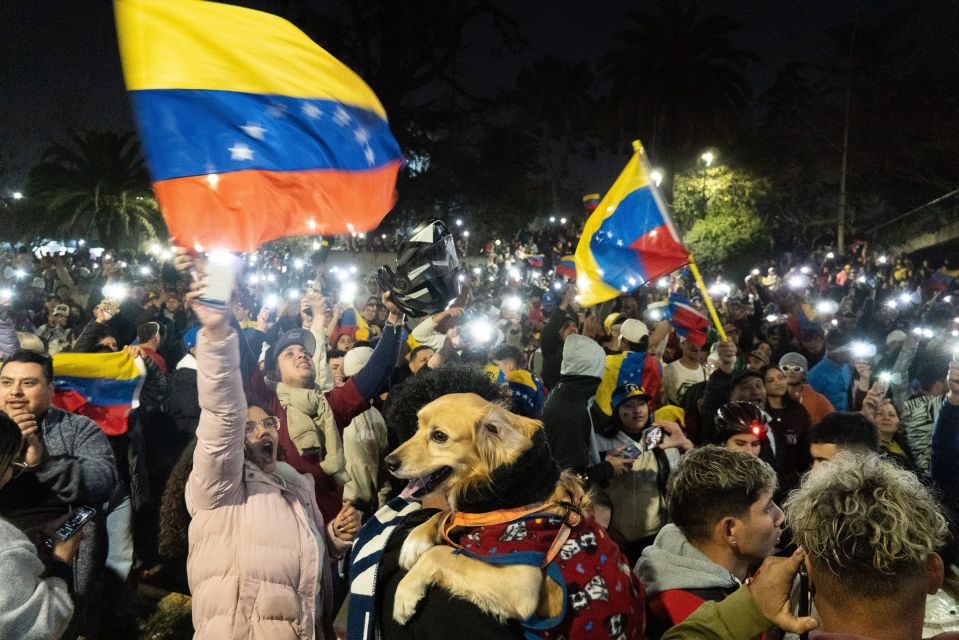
[560,334,606,377]
[634,523,739,597]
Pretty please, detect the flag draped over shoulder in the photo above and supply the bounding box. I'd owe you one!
[574,142,690,306]
[594,352,663,416]
[115,0,403,252]
[52,351,146,436]
[664,294,710,347]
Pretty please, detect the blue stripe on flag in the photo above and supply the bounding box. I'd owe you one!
[132,89,402,180]
[54,375,143,407]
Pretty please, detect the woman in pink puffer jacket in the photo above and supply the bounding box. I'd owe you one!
[185,295,355,639]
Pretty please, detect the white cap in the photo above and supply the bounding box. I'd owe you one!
[619,318,649,346]
[343,346,374,377]
[886,330,907,346]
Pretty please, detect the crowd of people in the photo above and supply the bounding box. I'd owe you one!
[0,227,956,640]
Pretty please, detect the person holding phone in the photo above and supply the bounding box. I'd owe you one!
[0,411,78,639]
[594,383,692,564]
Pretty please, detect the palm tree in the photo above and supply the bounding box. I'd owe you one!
[25,130,164,248]
[599,0,759,167]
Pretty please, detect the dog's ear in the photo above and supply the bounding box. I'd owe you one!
[475,403,541,469]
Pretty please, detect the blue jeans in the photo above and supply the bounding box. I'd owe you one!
[105,494,134,581]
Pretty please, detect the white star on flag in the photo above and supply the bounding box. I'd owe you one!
[616,239,624,247]
[333,107,352,127]
[266,103,287,118]
[228,143,254,161]
[240,123,266,140]
[363,146,375,165]
[302,102,322,119]
[353,127,370,144]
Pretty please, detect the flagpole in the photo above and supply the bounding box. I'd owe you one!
[687,258,728,342]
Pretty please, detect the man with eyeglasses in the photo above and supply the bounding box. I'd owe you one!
[0,350,118,639]
[779,352,834,425]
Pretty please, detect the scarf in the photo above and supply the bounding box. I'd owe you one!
[347,497,422,640]
[276,381,348,484]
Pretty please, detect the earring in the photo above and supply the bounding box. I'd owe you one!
[730,538,737,546]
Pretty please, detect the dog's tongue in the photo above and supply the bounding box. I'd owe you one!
[400,476,428,500]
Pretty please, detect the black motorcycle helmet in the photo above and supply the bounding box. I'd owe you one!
[712,401,770,445]
[375,220,461,318]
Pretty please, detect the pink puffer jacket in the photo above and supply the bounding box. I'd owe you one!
[186,331,336,640]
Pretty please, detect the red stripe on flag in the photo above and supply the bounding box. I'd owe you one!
[154,162,401,252]
[53,390,133,436]
[627,223,689,284]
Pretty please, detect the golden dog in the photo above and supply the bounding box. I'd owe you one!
[384,393,589,625]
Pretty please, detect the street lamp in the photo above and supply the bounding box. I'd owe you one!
[11,192,23,200]
[700,150,717,216]
[650,169,664,187]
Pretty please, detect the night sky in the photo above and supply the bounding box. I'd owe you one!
[1,0,868,191]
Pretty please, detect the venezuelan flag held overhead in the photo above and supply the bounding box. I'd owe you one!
[574,141,690,306]
[52,351,146,436]
[115,0,403,252]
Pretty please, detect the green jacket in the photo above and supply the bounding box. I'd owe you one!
[661,585,770,639]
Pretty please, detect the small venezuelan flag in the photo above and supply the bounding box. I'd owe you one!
[52,351,146,436]
[574,141,689,306]
[525,255,545,268]
[665,294,710,347]
[115,0,403,252]
[582,193,601,213]
[556,255,577,280]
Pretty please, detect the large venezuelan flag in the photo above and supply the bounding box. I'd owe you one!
[574,141,689,306]
[115,0,403,252]
[52,352,146,436]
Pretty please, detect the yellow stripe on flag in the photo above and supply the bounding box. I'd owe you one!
[115,0,388,119]
[53,351,141,381]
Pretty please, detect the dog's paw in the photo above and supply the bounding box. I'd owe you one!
[399,530,436,570]
[392,576,427,624]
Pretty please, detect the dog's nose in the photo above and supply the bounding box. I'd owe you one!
[385,455,400,473]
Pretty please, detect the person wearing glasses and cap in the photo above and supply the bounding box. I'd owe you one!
[778,352,834,426]
[184,286,354,640]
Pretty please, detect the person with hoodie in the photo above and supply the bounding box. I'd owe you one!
[595,384,693,564]
[635,445,783,639]
[541,334,620,487]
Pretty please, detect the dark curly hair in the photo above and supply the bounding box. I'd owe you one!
[383,363,510,444]
[157,439,197,559]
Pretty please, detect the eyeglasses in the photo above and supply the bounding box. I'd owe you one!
[244,416,280,438]
[780,365,805,373]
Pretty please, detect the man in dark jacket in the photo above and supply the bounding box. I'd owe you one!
[542,334,619,488]
[0,350,118,639]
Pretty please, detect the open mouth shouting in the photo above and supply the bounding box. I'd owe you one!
[397,466,453,500]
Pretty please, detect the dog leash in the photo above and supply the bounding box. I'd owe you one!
[439,501,582,567]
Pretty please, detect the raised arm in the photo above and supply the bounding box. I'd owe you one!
[326,293,405,427]
[185,292,246,513]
